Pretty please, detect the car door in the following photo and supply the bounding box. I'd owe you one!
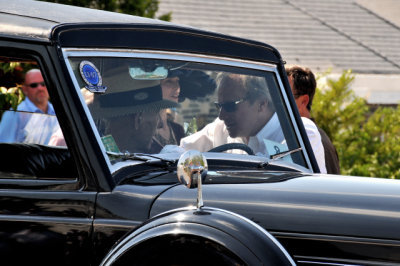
[0,43,96,265]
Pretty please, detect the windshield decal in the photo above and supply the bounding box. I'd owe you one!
[101,135,120,153]
[79,60,107,93]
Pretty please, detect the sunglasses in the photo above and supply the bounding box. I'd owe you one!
[28,82,46,88]
[214,98,246,112]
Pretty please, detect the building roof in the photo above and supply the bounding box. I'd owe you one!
[356,0,400,28]
[157,0,400,75]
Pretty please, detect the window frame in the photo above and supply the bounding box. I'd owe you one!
[0,43,82,190]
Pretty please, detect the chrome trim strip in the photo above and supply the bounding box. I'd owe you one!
[62,48,277,70]
[274,231,400,246]
[0,215,92,224]
[62,54,114,171]
[274,71,313,171]
[296,261,358,265]
[295,255,398,266]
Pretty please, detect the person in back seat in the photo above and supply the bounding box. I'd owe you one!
[0,69,59,144]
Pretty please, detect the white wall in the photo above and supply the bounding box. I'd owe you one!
[319,74,400,105]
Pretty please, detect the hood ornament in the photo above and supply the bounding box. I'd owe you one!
[177,150,208,209]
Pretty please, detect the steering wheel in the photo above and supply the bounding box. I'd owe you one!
[208,143,255,155]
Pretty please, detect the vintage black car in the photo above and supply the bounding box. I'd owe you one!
[1,1,399,265]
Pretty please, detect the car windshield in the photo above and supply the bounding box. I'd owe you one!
[65,50,311,170]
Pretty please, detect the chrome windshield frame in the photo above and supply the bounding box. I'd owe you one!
[61,48,313,174]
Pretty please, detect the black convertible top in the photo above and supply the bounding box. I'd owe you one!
[0,0,170,42]
[0,0,282,64]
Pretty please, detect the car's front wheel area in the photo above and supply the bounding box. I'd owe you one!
[111,234,245,266]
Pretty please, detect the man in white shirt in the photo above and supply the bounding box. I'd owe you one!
[180,73,284,157]
[287,65,337,174]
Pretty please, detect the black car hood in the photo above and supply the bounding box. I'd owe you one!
[131,169,305,186]
[119,151,309,186]
[151,173,400,241]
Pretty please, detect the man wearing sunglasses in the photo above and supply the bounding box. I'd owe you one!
[0,69,57,144]
[180,73,284,156]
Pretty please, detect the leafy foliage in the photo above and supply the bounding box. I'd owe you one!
[0,86,24,114]
[312,70,400,179]
[39,0,171,20]
[0,63,27,118]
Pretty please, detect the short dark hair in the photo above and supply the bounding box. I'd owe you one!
[286,66,316,111]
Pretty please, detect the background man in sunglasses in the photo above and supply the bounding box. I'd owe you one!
[0,68,58,143]
[180,73,285,156]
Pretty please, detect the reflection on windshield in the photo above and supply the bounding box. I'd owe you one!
[67,56,305,168]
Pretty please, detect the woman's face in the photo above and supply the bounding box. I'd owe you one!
[161,77,180,102]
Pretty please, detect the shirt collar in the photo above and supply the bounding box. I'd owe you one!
[251,113,279,142]
[24,97,55,115]
[246,113,281,155]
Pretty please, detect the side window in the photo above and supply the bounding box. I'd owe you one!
[0,57,76,179]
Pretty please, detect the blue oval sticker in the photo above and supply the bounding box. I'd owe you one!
[80,61,101,86]
[79,61,107,93]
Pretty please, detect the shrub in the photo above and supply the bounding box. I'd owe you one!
[0,63,25,118]
[312,70,400,179]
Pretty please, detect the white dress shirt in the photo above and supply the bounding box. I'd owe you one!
[301,117,327,174]
[0,98,57,144]
[180,114,284,156]
[165,114,326,174]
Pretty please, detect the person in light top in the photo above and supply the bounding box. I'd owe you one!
[0,69,59,145]
[180,73,284,156]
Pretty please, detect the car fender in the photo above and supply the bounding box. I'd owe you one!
[100,206,295,265]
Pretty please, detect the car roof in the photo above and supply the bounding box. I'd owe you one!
[0,0,282,66]
[0,0,171,42]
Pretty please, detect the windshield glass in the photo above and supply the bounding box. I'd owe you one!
[65,51,309,170]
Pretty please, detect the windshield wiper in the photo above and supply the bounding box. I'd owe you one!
[259,147,302,168]
[106,151,177,167]
[270,147,302,160]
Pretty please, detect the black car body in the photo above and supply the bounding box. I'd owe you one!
[0,1,399,265]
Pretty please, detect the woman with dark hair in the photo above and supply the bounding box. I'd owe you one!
[154,75,185,148]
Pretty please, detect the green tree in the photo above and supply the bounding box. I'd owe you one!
[312,70,400,179]
[39,0,171,20]
[0,62,28,118]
